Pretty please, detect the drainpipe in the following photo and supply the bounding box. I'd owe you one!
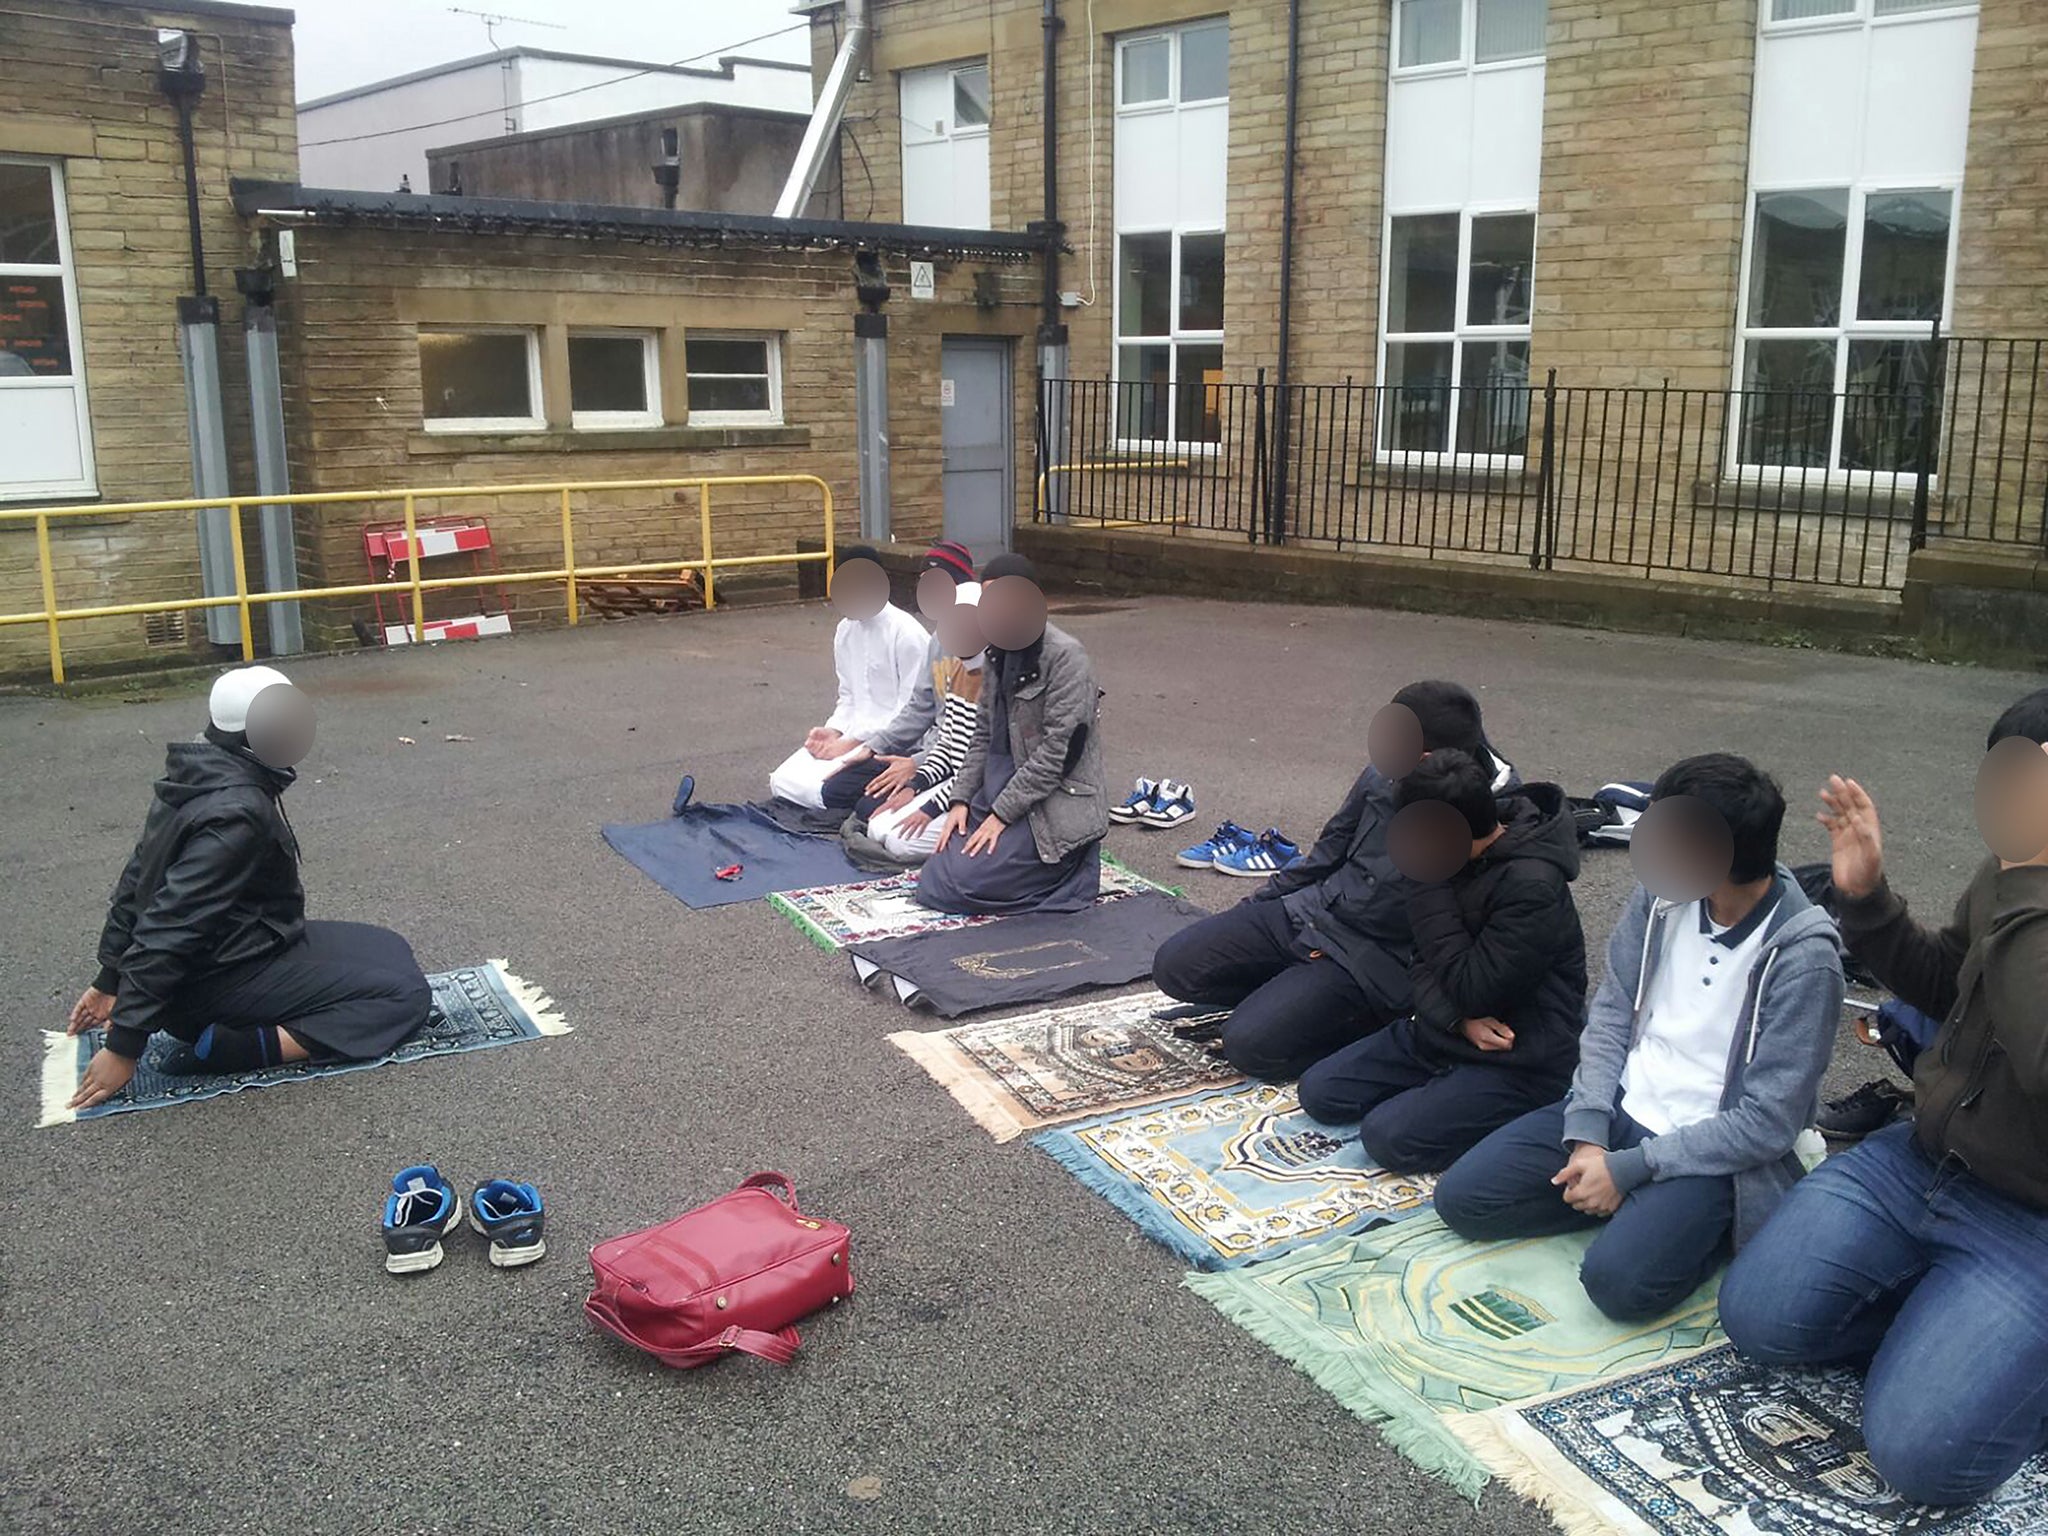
[237,263,303,655]
[1269,0,1301,546]
[775,0,871,220]
[1033,0,1070,524]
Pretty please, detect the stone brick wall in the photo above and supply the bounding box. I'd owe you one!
[0,0,296,677]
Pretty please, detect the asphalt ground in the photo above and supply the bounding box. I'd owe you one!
[0,596,2031,1536]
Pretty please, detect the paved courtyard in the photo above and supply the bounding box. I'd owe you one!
[0,595,2029,1536]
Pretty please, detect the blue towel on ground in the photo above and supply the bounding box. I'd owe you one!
[603,803,866,909]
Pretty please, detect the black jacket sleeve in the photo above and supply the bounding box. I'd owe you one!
[102,814,271,1059]
[1834,877,1968,1025]
[1408,870,1564,1023]
[92,840,150,995]
[1254,768,1370,902]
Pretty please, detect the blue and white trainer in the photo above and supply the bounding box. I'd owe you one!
[1141,781,1197,830]
[1176,820,1254,869]
[1110,777,1160,825]
[1214,828,1303,879]
[469,1178,547,1269]
[382,1164,462,1275]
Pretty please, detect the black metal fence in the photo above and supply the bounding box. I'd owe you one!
[1035,335,2048,592]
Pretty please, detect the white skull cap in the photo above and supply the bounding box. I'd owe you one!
[208,665,293,733]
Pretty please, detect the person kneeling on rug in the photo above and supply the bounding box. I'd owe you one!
[1434,754,1844,1322]
[65,667,433,1111]
[1718,688,2048,1509]
[918,555,1109,915]
[767,546,929,811]
[1296,749,1588,1172]
[861,581,986,862]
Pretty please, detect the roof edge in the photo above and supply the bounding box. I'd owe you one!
[297,47,808,113]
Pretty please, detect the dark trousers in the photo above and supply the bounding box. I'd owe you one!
[1435,1098,1734,1322]
[1297,1018,1566,1174]
[163,920,432,1061]
[821,757,887,812]
[1151,898,1396,1080]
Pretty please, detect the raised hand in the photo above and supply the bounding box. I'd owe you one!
[1817,775,1884,900]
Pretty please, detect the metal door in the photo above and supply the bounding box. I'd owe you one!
[939,336,1013,559]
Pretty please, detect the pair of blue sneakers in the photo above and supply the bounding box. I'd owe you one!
[1175,820,1303,878]
[382,1164,546,1275]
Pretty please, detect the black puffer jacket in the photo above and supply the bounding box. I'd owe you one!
[94,738,305,1058]
[1404,783,1589,1082]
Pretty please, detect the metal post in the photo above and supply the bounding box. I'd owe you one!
[854,312,891,542]
[1536,368,1558,570]
[242,288,303,654]
[559,488,579,624]
[1039,338,1071,523]
[698,483,717,609]
[1251,367,1269,546]
[36,513,63,685]
[402,491,425,644]
[226,498,254,660]
[1910,317,1941,552]
[177,296,239,644]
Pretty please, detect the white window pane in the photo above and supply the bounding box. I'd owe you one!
[0,162,59,263]
[1740,338,1838,467]
[1118,233,1174,337]
[1467,214,1535,326]
[1177,343,1224,442]
[568,335,650,415]
[1475,0,1546,63]
[1121,37,1170,105]
[1745,190,1848,328]
[953,65,991,128]
[1178,232,1225,331]
[688,337,768,375]
[1387,214,1460,333]
[1857,189,1950,322]
[1117,344,1172,438]
[1771,0,1854,18]
[1398,0,1461,68]
[1457,340,1530,454]
[689,376,770,414]
[420,332,533,420]
[1180,23,1229,103]
[1384,341,1454,451]
[1873,0,1962,14]
[0,273,72,376]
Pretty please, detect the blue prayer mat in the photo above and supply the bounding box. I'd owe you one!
[603,803,865,909]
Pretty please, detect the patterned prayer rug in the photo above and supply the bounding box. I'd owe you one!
[1034,1082,1435,1270]
[888,990,1242,1142]
[771,855,1172,952]
[1452,1345,2048,1536]
[1183,1214,1725,1500]
[39,961,568,1127]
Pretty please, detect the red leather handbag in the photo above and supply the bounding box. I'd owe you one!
[584,1172,853,1368]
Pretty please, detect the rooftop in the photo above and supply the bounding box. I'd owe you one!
[296,45,809,113]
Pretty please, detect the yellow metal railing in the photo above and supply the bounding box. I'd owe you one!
[0,474,835,684]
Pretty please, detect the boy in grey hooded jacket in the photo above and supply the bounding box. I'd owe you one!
[1436,754,1845,1322]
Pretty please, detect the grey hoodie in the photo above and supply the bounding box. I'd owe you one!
[1561,870,1845,1248]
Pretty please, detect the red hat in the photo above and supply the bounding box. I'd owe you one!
[922,540,976,584]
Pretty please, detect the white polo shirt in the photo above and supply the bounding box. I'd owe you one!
[1620,887,1781,1136]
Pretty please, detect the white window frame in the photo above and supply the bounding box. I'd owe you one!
[418,324,545,433]
[0,154,96,500]
[1377,203,1537,466]
[567,327,662,431]
[1759,0,1978,38]
[685,331,782,427]
[1112,19,1229,454]
[1731,179,1959,482]
[1392,0,1548,79]
[949,62,992,139]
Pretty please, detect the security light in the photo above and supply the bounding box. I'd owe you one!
[156,28,205,102]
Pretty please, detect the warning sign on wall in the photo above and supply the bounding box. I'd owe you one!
[939,378,956,408]
[909,261,936,300]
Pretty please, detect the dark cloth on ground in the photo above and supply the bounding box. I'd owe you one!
[1298,1017,1568,1172]
[603,803,864,907]
[96,738,308,1059]
[157,919,431,1061]
[1152,898,1397,1079]
[819,756,887,812]
[1436,1097,1734,1322]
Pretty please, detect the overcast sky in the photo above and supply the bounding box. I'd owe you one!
[289,0,812,102]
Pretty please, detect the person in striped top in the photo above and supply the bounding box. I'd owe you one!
[864,584,985,861]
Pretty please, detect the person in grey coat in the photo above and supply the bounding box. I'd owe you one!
[919,556,1109,915]
[1435,754,1845,1322]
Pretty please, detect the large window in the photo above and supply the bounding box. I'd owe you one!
[1736,186,1953,472]
[1381,210,1535,457]
[686,333,781,426]
[0,157,94,498]
[1396,0,1547,70]
[1765,0,1973,25]
[1114,19,1229,447]
[568,330,660,429]
[419,328,544,432]
[901,60,992,228]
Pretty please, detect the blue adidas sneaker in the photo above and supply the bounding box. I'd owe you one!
[1214,828,1302,879]
[1141,781,1198,830]
[382,1164,462,1276]
[1110,777,1160,825]
[1176,820,1254,869]
[469,1178,547,1269]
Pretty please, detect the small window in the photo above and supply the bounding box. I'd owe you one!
[0,155,94,499]
[1179,22,1230,102]
[1119,35,1171,105]
[1475,0,1547,63]
[1381,209,1536,457]
[569,330,660,429]
[419,327,543,431]
[1397,0,1546,70]
[1769,0,1967,21]
[686,333,781,425]
[952,65,991,130]
[1398,0,1463,67]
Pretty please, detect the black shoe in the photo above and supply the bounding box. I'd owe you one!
[1816,1079,1911,1141]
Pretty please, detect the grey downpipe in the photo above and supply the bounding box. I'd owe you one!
[775,0,871,221]
[1269,0,1301,545]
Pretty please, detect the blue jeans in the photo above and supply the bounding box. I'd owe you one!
[1720,1122,2048,1507]
[1434,1098,1734,1323]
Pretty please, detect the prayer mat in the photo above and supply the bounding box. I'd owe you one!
[1182,1214,1724,1500]
[39,961,568,1127]
[888,990,1242,1143]
[1452,1345,2048,1536]
[772,855,1173,952]
[603,802,864,909]
[1034,1081,1435,1270]
[846,892,1204,1017]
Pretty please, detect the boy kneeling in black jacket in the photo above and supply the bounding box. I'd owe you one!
[1298,749,1589,1172]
